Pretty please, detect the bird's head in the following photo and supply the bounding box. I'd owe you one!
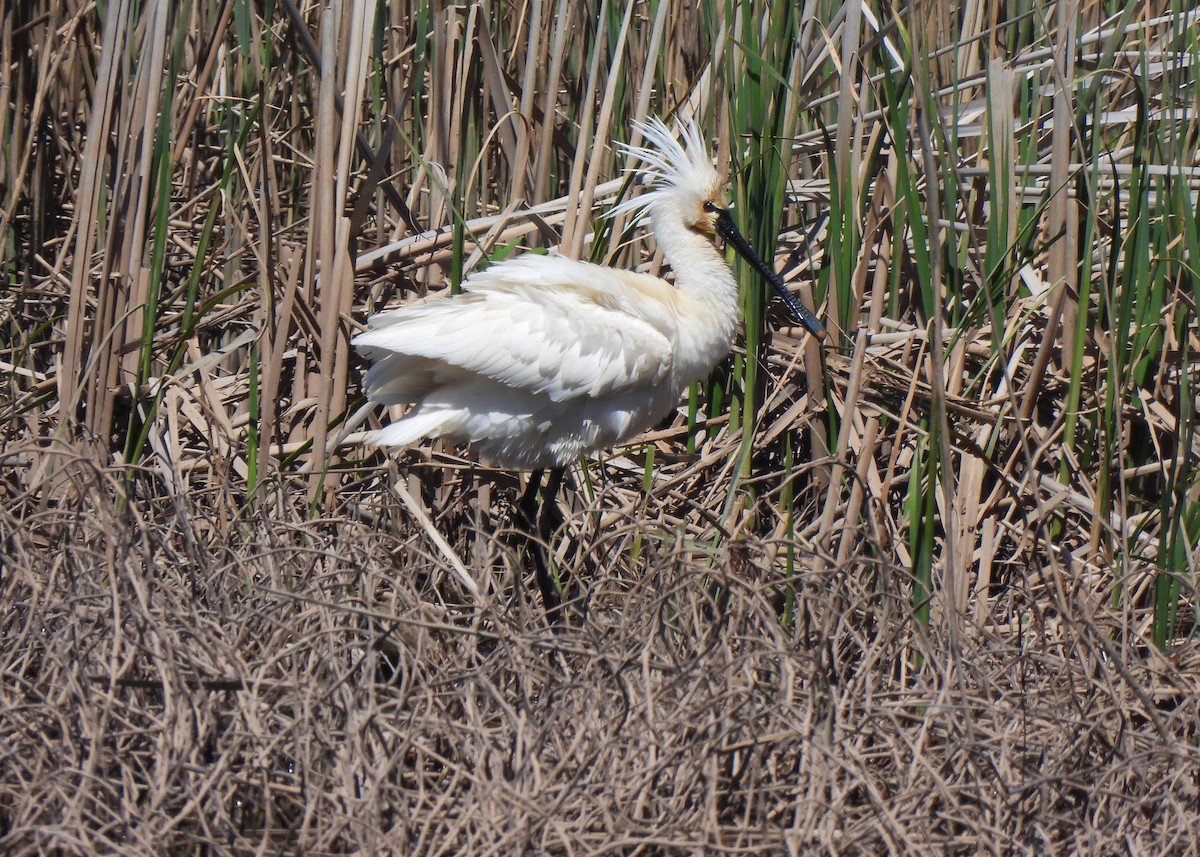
[609,116,826,341]
[611,116,728,237]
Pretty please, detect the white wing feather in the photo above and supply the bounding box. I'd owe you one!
[353,254,678,402]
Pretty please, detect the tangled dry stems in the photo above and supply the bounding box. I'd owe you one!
[2,453,1198,855]
[5,3,1200,852]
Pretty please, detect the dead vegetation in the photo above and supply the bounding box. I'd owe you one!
[3,460,1199,854]
[3,0,1200,853]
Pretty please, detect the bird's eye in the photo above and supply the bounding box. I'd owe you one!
[703,200,720,214]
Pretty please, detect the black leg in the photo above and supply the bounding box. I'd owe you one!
[516,468,564,622]
[516,468,545,531]
[540,467,586,621]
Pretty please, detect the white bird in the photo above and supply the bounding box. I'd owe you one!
[353,117,824,617]
[354,117,823,469]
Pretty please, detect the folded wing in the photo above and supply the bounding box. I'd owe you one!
[353,254,678,404]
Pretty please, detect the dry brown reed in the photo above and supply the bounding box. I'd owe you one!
[3,456,1198,854]
[3,0,1200,853]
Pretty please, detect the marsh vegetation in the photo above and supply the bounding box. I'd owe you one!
[3,0,1199,852]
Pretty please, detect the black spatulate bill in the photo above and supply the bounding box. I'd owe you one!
[714,208,826,341]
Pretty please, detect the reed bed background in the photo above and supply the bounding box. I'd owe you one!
[3,0,1200,852]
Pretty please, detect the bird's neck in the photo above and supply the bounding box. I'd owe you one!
[650,212,739,311]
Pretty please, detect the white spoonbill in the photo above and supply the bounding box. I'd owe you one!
[353,116,824,617]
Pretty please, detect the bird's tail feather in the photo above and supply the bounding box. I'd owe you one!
[365,409,454,449]
[361,353,435,405]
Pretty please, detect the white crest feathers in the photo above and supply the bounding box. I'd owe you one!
[609,116,722,224]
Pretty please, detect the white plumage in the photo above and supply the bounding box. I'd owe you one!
[353,117,823,469]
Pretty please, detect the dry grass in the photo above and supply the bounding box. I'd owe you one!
[4,0,1200,853]
[4,457,1199,854]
